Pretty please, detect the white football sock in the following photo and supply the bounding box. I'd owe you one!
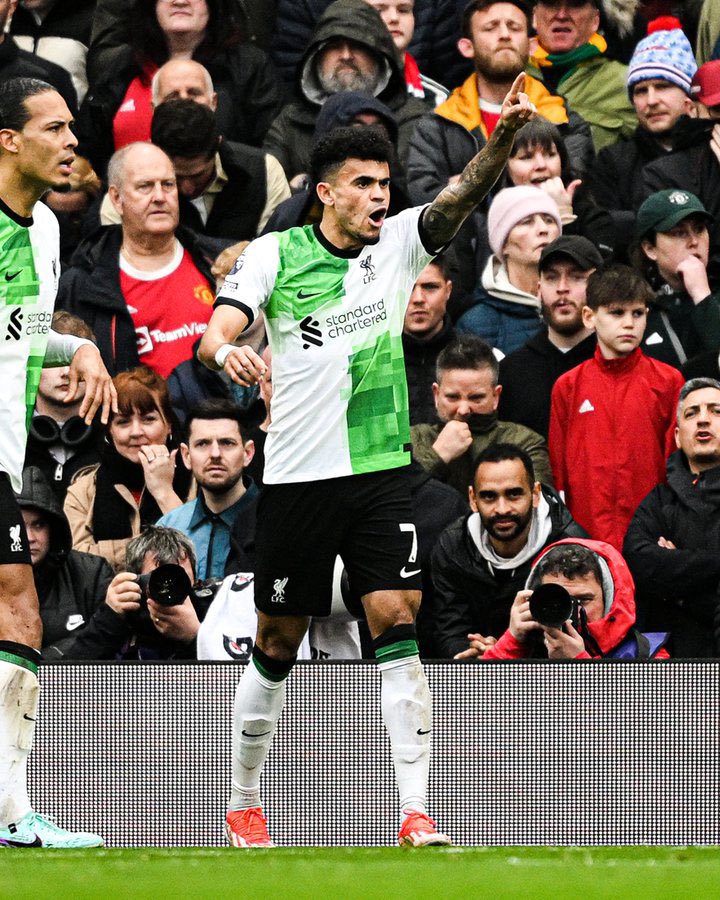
[378,655,431,817]
[229,660,288,811]
[0,658,39,827]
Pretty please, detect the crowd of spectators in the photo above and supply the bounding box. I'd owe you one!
[15,0,720,661]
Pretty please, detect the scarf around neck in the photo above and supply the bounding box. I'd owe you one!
[532,32,606,76]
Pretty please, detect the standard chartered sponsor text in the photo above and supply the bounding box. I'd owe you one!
[325,299,386,338]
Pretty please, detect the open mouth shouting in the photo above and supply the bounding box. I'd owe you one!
[369,207,387,228]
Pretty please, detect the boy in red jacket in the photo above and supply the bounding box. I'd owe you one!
[548,264,684,550]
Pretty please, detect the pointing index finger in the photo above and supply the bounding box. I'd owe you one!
[508,72,525,102]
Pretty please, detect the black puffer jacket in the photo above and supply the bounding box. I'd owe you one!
[24,416,100,506]
[586,122,682,254]
[431,485,586,657]
[16,466,114,660]
[262,0,428,180]
[56,225,216,376]
[270,0,463,91]
[623,450,720,658]
[9,0,94,102]
[0,35,77,114]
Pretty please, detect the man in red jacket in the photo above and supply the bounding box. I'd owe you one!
[484,538,669,659]
[548,264,684,550]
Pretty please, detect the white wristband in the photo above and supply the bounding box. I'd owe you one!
[215,344,236,368]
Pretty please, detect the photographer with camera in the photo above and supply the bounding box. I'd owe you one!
[61,525,207,659]
[483,538,670,660]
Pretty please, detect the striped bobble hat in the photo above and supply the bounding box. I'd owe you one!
[627,17,697,98]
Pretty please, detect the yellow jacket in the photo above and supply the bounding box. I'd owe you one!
[434,71,568,140]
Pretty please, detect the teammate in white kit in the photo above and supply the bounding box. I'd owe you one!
[0,78,115,849]
[199,74,536,848]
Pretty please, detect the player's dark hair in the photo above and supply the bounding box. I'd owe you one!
[0,78,56,132]
[125,525,197,577]
[184,399,247,443]
[461,0,529,38]
[473,441,535,489]
[310,126,393,184]
[585,264,654,311]
[534,544,603,585]
[151,99,220,160]
[436,334,499,386]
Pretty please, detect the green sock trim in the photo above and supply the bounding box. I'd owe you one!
[0,651,38,676]
[252,655,289,683]
[375,639,419,663]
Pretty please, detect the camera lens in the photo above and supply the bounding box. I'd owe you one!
[147,563,191,606]
[529,583,574,628]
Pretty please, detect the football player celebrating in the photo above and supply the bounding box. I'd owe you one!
[0,78,115,849]
[200,74,535,848]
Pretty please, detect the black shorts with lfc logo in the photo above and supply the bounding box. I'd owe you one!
[254,467,422,617]
[0,473,31,566]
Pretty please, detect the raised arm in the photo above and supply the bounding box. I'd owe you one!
[421,73,536,250]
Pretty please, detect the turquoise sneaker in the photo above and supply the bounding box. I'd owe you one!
[0,811,104,848]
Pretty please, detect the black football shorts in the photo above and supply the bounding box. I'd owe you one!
[254,467,422,617]
[0,473,31,566]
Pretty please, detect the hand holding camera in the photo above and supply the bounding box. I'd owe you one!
[541,621,585,660]
[105,571,143,617]
[147,596,200,643]
[508,589,542,643]
[510,583,588,659]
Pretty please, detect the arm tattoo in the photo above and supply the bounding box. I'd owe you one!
[422,122,518,249]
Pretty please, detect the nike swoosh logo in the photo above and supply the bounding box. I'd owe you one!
[241,729,271,737]
[4,271,21,281]
[400,567,421,578]
[1,834,41,847]
[416,728,431,735]
[297,289,322,299]
[23,714,36,722]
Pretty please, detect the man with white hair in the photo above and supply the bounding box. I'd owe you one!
[58,142,218,377]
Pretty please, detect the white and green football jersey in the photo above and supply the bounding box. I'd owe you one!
[217,207,435,483]
[0,199,59,491]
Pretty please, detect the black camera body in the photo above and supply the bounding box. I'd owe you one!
[137,563,192,607]
[529,582,586,632]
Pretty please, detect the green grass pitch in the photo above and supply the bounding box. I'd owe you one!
[2,847,720,899]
